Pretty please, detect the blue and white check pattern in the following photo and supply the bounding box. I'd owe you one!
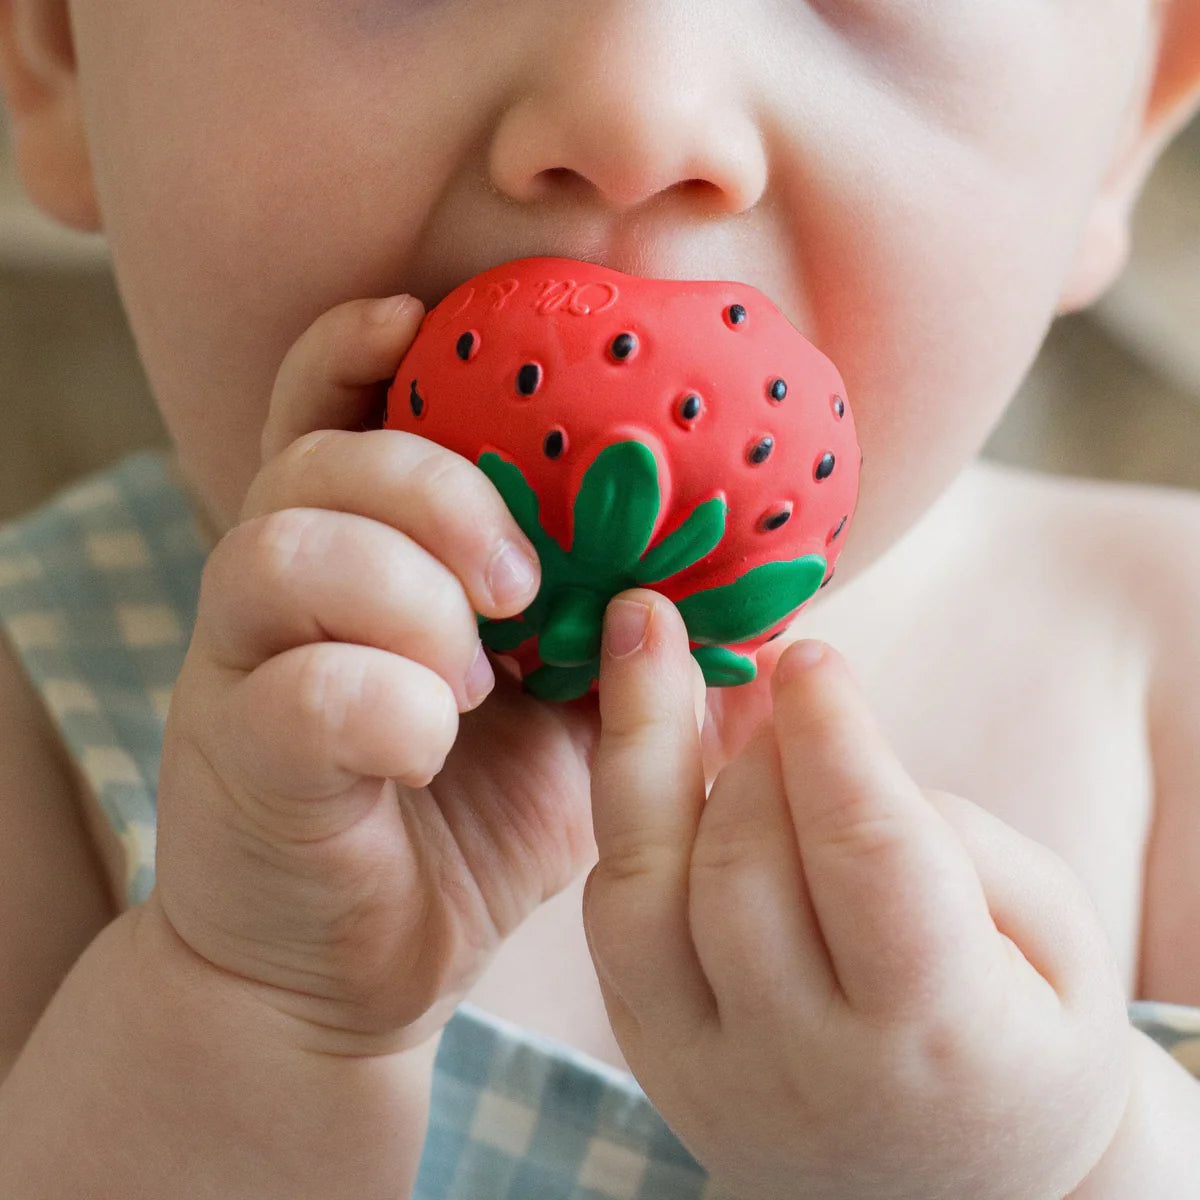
[0,453,206,904]
[424,1006,709,1199]
[0,452,1195,1200]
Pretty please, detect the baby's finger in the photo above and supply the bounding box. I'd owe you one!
[243,429,541,622]
[925,790,1123,1012]
[689,723,838,1025]
[584,591,715,1034]
[219,642,459,807]
[195,507,490,713]
[260,294,426,463]
[771,641,1002,1020]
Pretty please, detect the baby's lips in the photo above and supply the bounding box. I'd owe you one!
[384,257,861,700]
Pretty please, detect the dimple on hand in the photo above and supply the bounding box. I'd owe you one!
[148,294,598,1057]
[584,592,1134,1200]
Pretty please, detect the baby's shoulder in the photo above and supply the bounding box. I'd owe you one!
[970,459,1200,634]
[972,461,1200,805]
[980,465,1200,1005]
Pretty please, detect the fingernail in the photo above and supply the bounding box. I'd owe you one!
[790,640,826,669]
[487,540,539,609]
[369,294,414,324]
[604,598,650,659]
[464,643,496,709]
[774,639,827,687]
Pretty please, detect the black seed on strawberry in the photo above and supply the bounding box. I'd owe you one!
[758,503,793,532]
[828,515,848,544]
[409,380,425,418]
[815,452,835,481]
[769,378,788,403]
[517,363,543,396]
[456,331,477,361]
[725,303,748,328]
[747,436,775,465]
[820,570,835,590]
[543,429,567,460]
[832,395,846,419]
[676,392,703,426]
[767,630,785,642]
[610,333,638,361]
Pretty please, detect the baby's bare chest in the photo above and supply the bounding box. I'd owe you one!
[842,594,1154,991]
[472,564,1157,1071]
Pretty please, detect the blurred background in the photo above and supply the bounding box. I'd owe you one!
[2,112,1199,521]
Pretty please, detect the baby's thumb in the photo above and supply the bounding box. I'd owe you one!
[585,592,713,1030]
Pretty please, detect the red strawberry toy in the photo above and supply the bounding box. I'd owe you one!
[384,258,860,703]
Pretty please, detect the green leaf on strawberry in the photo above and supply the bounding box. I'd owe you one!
[475,453,564,571]
[633,495,726,586]
[676,556,827,646]
[569,442,660,571]
[690,645,758,687]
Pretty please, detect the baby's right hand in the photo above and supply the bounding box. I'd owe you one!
[147,296,602,1055]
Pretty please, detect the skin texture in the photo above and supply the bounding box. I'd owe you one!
[4,0,1200,1195]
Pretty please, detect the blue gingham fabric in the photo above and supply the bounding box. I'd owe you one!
[423,1006,709,1199]
[0,452,1196,1199]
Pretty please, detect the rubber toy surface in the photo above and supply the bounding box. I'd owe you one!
[384,258,861,703]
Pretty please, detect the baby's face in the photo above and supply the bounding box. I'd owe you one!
[68,0,1151,569]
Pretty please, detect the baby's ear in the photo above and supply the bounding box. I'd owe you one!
[1059,0,1200,314]
[0,0,100,232]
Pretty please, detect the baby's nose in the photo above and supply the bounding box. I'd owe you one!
[487,3,768,216]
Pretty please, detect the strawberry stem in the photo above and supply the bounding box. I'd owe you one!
[539,587,607,667]
[475,443,824,698]
[524,660,601,703]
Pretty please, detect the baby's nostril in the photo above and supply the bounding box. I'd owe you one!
[536,167,590,197]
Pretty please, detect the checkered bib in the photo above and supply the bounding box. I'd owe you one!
[0,452,1196,1199]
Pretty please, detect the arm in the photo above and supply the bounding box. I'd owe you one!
[0,900,439,1199]
[1072,487,1200,1196]
[1137,487,1200,1007]
[1071,1026,1200,1198]
[0,631,116,1075]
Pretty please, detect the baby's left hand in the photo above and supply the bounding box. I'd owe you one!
[584,591,1133,1200]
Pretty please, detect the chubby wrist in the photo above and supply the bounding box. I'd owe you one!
[137,892,444,1059]
[1071,1024,1200,1199]
[2,903,439,1198]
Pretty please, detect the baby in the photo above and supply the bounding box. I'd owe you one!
[2,0,1200,1196]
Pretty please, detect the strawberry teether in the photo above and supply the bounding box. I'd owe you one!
[384,257,860,703]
